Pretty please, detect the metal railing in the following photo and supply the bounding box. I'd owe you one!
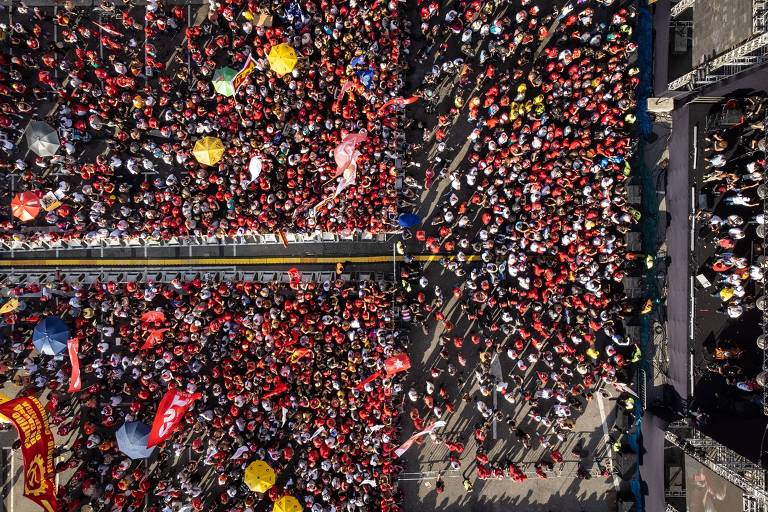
[0,269,395,286]
[0,231,391,252]
[668,32,768,91]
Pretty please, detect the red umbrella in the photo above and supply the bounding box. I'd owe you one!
[11,191,41,221]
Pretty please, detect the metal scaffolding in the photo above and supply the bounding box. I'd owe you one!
[665,425,768,511]
[670,0,696,19]
[668,32,768,92]
[0,269,395,286]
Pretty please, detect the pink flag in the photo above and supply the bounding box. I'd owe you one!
[334,132,367,177]
[377,96,419,116]
[334,80,354,108]
[394,421,447,458]
[334,151,360,196]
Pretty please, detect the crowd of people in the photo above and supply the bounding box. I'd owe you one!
[0,0,406,244]
[0,0,651,507]
[697,94,767,394]
[1,278,404,511]
[395,0,642,482]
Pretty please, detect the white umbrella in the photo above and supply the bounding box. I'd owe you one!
[26,121,59,157]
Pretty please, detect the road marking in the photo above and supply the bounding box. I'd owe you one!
[596,395,621,492]
[9,448,13,512]
[490,355,502,440]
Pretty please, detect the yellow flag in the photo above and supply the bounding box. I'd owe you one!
[0,298,19,314]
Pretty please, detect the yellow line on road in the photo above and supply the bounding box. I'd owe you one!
[0,255,478,267]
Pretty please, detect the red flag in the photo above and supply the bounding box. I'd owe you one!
[263,380,289,399]
[354,370,383,390]
[377,96,418,115]
[0,397,57,512]
[290,348,313,364]
[232,55,258,92]
[384,353,411,376]
[141,311,166,323]
[141,328,168,350]
[93,21,125,38]
[288,268,301,285]
[67,338,81,393]
[147,389,201,447]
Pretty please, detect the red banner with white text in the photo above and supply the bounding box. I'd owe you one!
[148,389,201,447]
[0,396,57,512]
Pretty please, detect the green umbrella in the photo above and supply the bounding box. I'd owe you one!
[212,67,237,97]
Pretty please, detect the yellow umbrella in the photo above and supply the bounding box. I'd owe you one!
[193,136,225,166]
[244,460,276,493]
[268,43,298,76]
[274,496,302,512]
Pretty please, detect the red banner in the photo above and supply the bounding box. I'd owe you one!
[0,397,57,512]
[148,389,201,447]
[232,55,257,92]
[67,338,81,393]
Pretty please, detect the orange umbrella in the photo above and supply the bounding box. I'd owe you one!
[11,191,41,222]
[141,311,166,323]
[141,328,169,350]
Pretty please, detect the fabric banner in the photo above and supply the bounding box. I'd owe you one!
[232,55,258,92]
[67,338,81,393]
[148,389,201,447]
[393,420,446,458]
[0,396,57,512]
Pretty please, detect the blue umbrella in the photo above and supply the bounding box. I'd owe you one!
[398,213,421,229]
[116,421,155,459]
[32,317,69,355]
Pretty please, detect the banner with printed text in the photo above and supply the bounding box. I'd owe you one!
[0,396,57,512]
